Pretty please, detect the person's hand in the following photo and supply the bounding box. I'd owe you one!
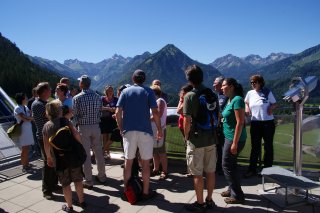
[245,111,251,117]
[157,129,163,141]
[230,143,238,155]
[47,156,54,167]
[119,129,124,136]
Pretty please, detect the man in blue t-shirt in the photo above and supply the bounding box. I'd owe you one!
[116,69,162,200]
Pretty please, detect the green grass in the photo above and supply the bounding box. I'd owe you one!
[111,123,320,170]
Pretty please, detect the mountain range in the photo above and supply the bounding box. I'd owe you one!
[210,53,293,83]
[1,32,320,105]
[29,44,222,105]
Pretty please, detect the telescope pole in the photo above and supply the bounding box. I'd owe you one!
[293,102,303,176]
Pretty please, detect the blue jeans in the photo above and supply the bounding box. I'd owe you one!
[222,139,246,200]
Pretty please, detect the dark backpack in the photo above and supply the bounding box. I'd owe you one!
[49,118,87,169]
[193,88,219,131]
[124,176,143,205]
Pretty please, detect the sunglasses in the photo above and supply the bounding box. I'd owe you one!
[250,81,257,85]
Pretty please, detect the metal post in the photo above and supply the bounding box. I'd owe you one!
[293,102,303,176]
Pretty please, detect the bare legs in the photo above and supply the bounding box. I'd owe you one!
[124,158,150,195]
[153,153,168,174]
[21,145,30,167]
[193,172,216,204]
[102,133,113,158]
[62,181,84,208]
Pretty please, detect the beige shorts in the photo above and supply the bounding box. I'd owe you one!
[123,131,153,160]
[186,142,217,175]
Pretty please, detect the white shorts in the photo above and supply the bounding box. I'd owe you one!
[123,131,154,160]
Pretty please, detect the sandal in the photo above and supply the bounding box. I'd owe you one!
[62,204,74,212]
[159,171,168,180]
[221,190,231,197]
[224,197,245,204]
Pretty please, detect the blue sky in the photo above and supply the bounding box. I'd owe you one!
[1,0,319,64]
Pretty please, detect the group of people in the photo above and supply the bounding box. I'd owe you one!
[12,64,277,212]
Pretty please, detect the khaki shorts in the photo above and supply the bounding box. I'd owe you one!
[186,142,217,175]
[153,128,166,154]
[123,131,153,160]
[57,167,84,188]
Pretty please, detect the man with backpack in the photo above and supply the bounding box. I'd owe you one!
[116,69,162,202]
[183,65,219,211]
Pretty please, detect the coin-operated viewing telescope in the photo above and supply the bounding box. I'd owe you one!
[282,76,318,176]
[283,76,318,103]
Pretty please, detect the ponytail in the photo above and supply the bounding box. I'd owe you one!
[224,78,244,98]
[235,83,244,98]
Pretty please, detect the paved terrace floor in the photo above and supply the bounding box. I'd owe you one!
[0,153,319,213]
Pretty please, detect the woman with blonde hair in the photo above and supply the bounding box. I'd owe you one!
[43,100,85,212]
[150,85,168,180]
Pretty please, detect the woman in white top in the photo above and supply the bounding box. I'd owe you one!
[14,93,35,172]
[150,85,168,180]
[244,75,277,178]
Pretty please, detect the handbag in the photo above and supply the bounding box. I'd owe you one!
[7,106,26,139]
[7,121,23,138]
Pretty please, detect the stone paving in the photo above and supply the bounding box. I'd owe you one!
[0,153,319,213]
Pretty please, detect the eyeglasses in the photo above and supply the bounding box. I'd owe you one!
[250,81,257,85]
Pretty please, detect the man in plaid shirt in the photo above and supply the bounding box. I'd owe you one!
[73,75,107,189]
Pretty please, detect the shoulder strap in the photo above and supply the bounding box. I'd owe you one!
[261,87,270,100]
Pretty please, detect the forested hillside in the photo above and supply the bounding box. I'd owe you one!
[0,33,62,98]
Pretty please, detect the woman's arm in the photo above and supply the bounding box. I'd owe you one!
[231,108,245,154]
[267,103,277,115]
[177,97,184,114]
[245,102,251,117]
[17,109,33,122]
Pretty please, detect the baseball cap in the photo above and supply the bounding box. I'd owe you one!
[77,75,91,85]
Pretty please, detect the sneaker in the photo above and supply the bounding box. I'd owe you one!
[221,190,231,197]
[43,193,54,200]
[95,176,107,184]
[62,204,74,212]
[53,184,63,192]
[74,200,87,209]
[104,152,111,160]
[83,183,93,190]
[205,198,216,209]
[224,197,245,204]
[22,166,32,173]
[185,201,206,212]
